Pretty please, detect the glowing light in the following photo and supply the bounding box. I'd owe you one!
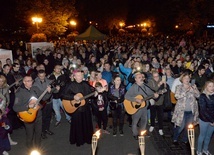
[119,22,125,28]
[32,17,42,32]
[94,130,101,139]
[70,20,77,26]
[32,17,42,24]
[140,130,146,136]
[188,124,194,129]
[30,150,41,155]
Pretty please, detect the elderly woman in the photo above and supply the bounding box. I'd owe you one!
[171,72,200,145]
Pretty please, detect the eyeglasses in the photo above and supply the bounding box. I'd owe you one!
[24,80,33,83]
[153,76,159,78]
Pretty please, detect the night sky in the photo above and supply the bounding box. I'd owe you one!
[0,0,212,34]
[0,0,162,28]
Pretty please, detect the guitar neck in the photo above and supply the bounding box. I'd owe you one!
[8,78,23,89]
[143,95,154,101]
[34,80,54,106]
[35,89,49,106]
[143,89,167,101]
[79,92,95,101]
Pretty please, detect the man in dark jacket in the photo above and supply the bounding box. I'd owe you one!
[192,65,207,91]
[49,65,71,126]
[33,70,59,139]
[13,75,51,149]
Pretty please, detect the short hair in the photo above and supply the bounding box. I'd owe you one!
[104,62,110,65]
[113,74,120,80]
[197,65,205,71]
[23,75,32,81]
[202,60,209,65]
[179,72,191,82]
[95,71,101,76]
[134,71,142,78]
[12,63,19,67]
[6,58,11,61]
[3,64,10,69]
[95,82,102,88]
[182,69,193,76]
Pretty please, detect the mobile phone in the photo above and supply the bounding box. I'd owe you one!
[191,79,196,85]
[162,75,166,82]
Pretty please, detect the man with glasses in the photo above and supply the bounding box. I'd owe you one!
[13,75,51,149]
[147,71,166,136]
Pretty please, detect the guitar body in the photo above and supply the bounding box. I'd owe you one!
[62,93,86,114]
[124,95,146,115]
[170,92,177,104]
[17,82,53,123]
[18,106,40,123]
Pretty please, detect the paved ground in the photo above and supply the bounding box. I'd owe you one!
[8,113,214,155]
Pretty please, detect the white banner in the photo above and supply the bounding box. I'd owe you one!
[0,49,13,65]
[26,42,54,58]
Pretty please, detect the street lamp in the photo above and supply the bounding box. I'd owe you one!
[70,20,77,30]
[119,22,125,29]
[70,20,77,26]
[32,17,42,32]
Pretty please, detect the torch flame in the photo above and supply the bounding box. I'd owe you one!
[140,130,147,136]
[94,130,101,139]
[188,124,194,129]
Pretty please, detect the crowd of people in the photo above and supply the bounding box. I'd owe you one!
[0,34,214,155]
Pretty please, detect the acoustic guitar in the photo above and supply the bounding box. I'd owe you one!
[18,80,54,123]
[124,89,167,115]
[62,92,95,114]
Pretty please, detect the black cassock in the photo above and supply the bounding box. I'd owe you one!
[62,81,94,146]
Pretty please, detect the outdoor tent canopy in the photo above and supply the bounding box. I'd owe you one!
[75,25,106,41]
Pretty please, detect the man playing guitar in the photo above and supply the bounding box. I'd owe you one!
[124,72,159,140]
[13,75,51,149]
[61,70,94,147]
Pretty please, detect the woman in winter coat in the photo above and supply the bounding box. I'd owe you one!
[171,72,200,144]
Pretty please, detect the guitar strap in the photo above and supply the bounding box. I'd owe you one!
[137,84,156,106]
[138,83,154,96]
[144,82,156,93]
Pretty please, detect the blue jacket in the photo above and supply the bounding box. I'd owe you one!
[102,71,112,85]
[119,63,132,91]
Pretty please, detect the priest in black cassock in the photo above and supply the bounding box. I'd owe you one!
[61,70,94,147]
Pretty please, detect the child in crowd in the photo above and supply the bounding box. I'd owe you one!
[93,82,109,134]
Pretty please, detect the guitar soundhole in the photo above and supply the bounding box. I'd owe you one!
[74,103,81,108]
[135,105,141,109]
